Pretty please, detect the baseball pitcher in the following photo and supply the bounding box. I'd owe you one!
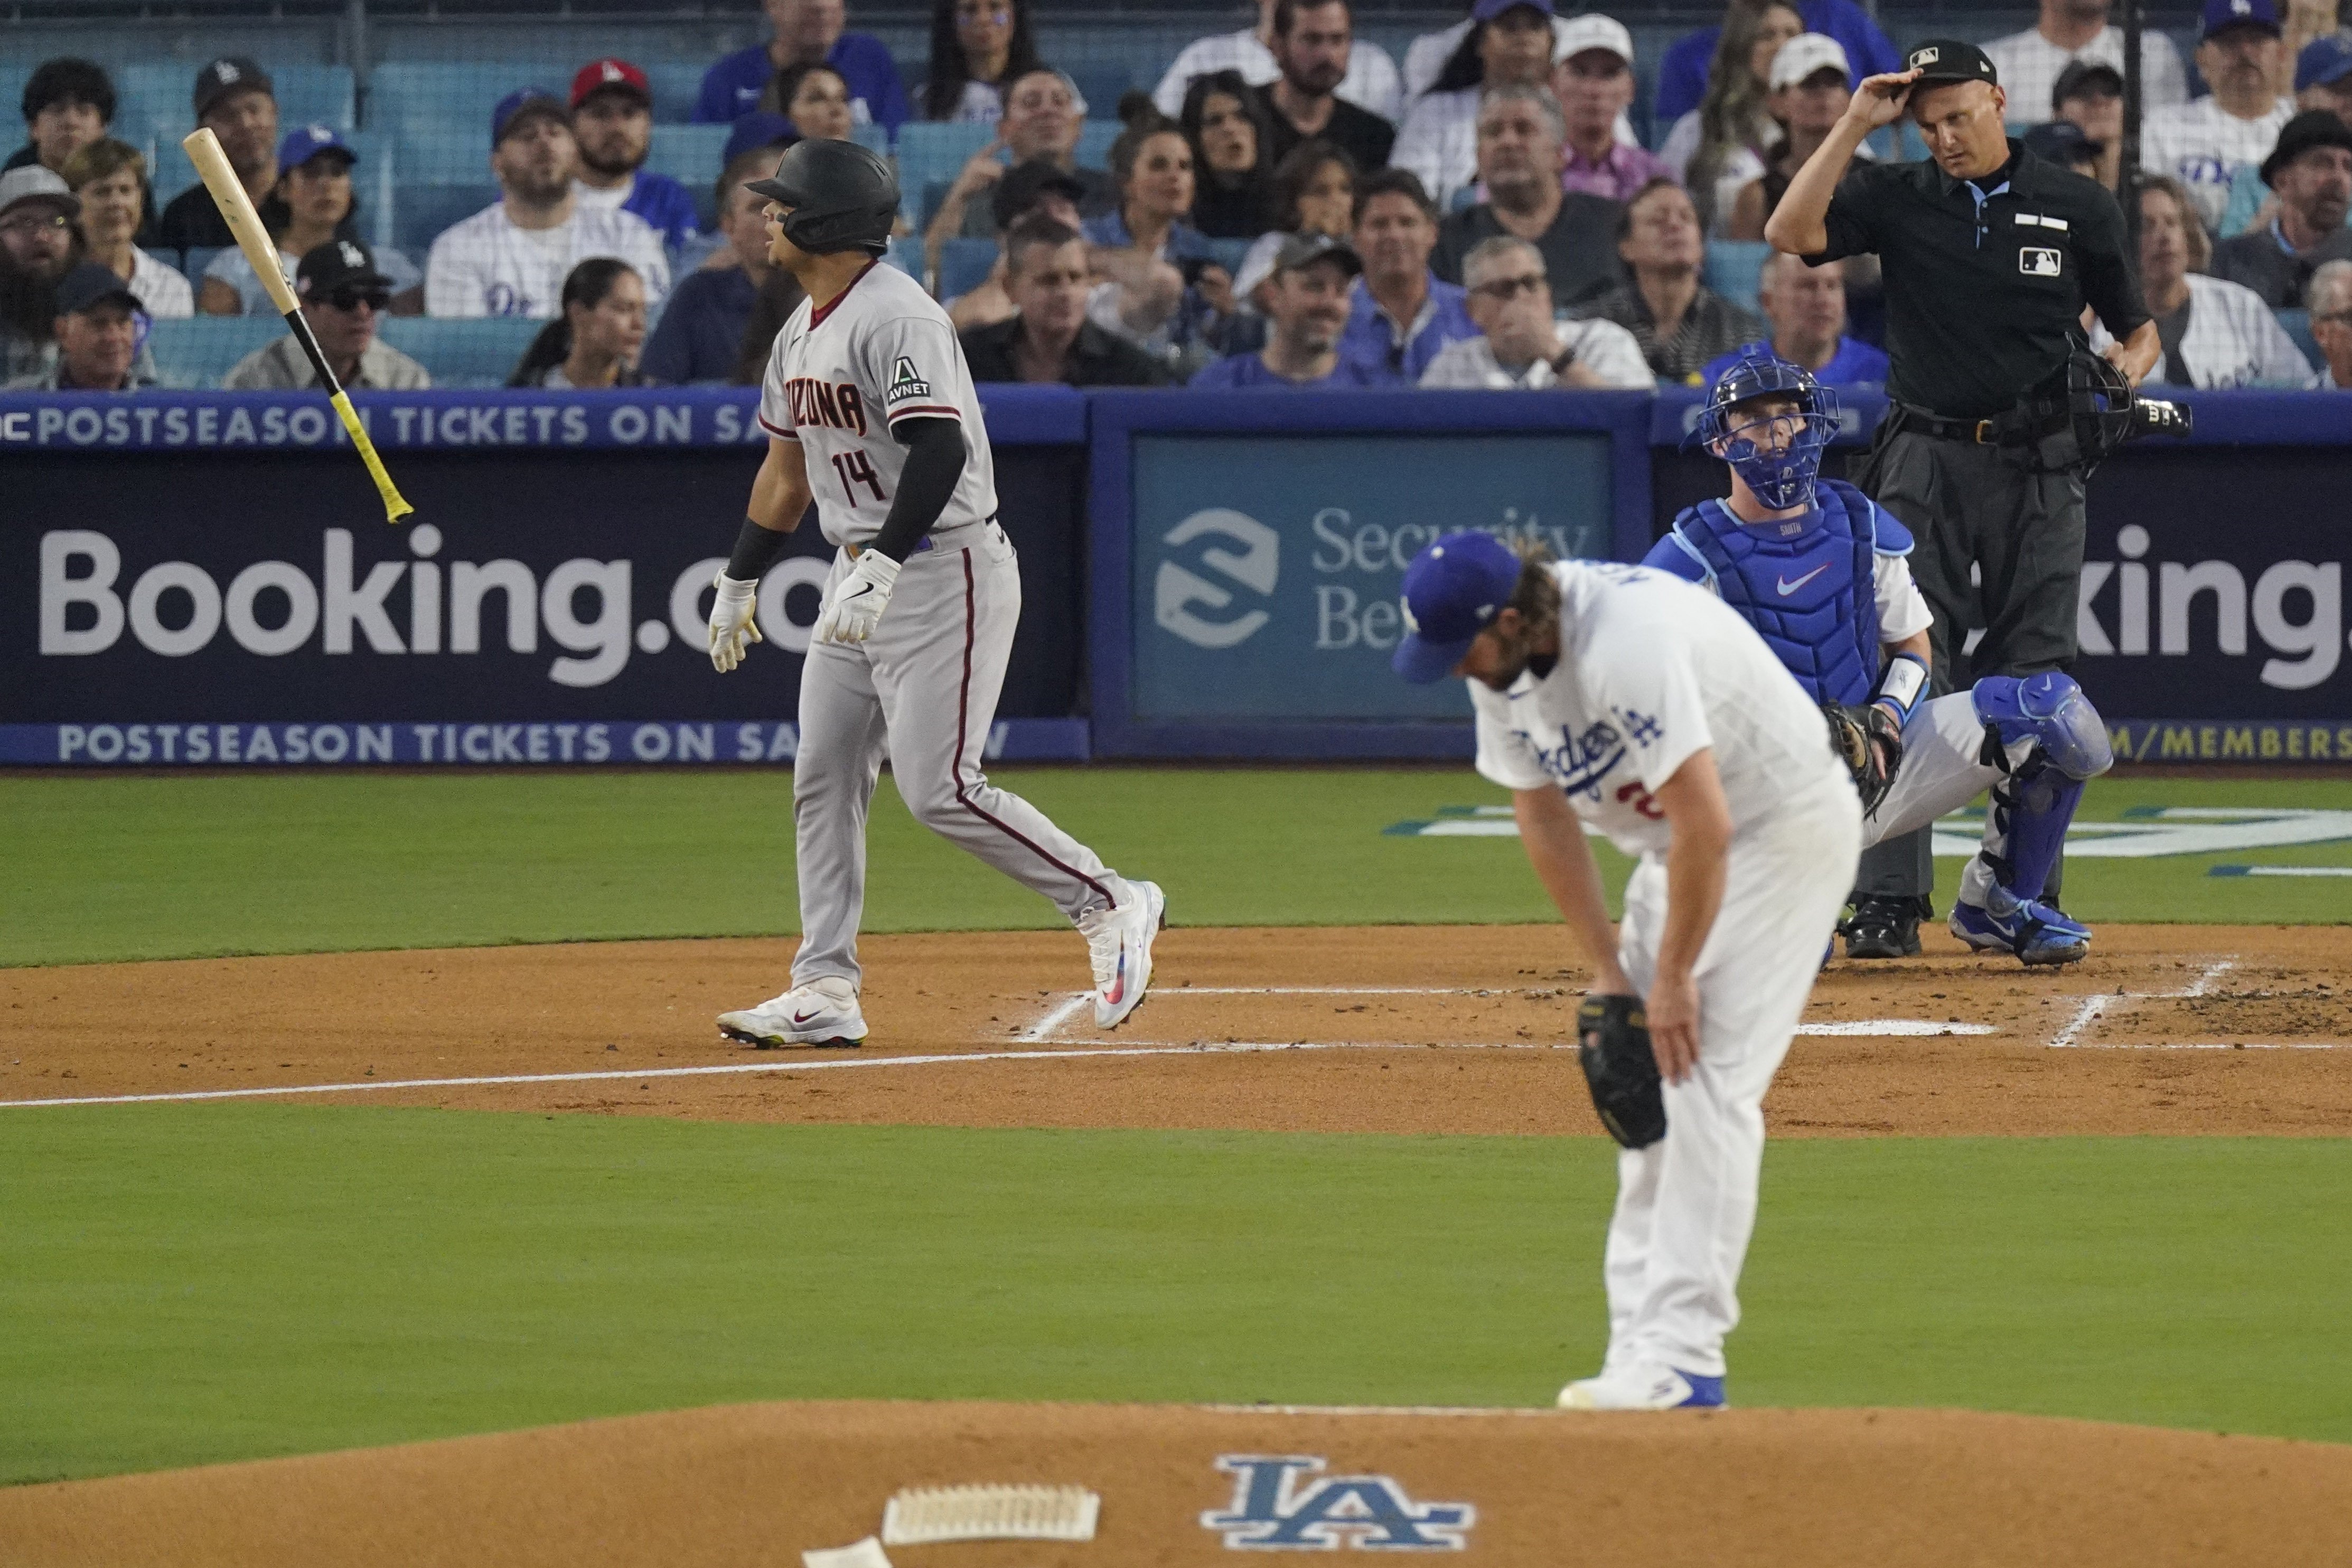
[1645,352,2114,965]
[704,139,1164,1046]
[1394,533,1862,1411]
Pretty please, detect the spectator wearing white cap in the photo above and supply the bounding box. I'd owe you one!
[1,164,83,383]
[1553,14,1675,202]
[2307,258,2352,387]
[1719,33,1859,240]
[425,89,668,318]
[1394,0,1564,211]
[199,125,423,316]
[1981,0,2187,127]
[570,59,701,250]
[2094,173,2318,387]
[1153,0,1401,121]
[2141,0,2298,231]
[1419,233,1652,386]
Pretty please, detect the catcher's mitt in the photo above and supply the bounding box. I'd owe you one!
[1824,701,1903,816]
[1576,995,1664,1150]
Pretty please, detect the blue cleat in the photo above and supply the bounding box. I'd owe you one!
[1557,1364,1727,1410]
[1950,889,2092,966]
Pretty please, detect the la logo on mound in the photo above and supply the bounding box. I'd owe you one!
[1201,1455,1475,1551]
[1156,509,1279,649]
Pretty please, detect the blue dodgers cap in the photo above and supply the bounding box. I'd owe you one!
[492,88,569,147]
[2201,0,2279,38]
[1393,531,1524,683]
[278,123,355,173]
[2297,33,2352,91]
[724,110,798,167]
[1472,0,1554,17]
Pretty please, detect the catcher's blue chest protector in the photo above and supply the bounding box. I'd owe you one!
[1669,477,1891,706]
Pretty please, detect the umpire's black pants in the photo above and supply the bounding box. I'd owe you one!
[1854,423,2089,904]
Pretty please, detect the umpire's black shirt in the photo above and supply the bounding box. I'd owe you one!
[1805,139,2149,418]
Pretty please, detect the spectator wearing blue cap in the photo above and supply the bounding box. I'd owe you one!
[30,261,153,390]
[644,125,804,384]
[198,125,423,316]
[694,0,908,134]
[2218,34,2352,234]
[158,58,279,252]
[1650,0,1897,132]
[570,59,701,251]
[425,90,669,319]
[2141,0,2298,231]
[1395,0,1562,212]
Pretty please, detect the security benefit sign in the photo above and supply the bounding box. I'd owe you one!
[1131,433,1613,721]
[2075,448,2351,756]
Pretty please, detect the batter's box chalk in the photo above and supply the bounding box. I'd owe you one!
[882,1484,1101,1544]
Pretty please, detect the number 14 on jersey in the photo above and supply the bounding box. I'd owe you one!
[832,450,888,505]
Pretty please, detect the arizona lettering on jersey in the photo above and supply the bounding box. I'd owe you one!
[758,260,998,548]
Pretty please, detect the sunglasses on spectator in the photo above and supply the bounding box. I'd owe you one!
[1471,272,1546,301]
[321,287,390,313]
[0,211,72,238]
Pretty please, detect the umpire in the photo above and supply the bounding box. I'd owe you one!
[1764,39,2156,956]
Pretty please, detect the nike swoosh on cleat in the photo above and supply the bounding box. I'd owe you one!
[792,1009,821,1024]
[1776,564,1831,596]
[1102,953,1127,1006]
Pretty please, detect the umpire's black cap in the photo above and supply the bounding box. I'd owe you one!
[745,138,899,256]
[1904,39,1998,88]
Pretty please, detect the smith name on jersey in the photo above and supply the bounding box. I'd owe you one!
[757,261,998,551]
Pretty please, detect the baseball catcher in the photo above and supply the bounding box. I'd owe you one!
[1643,352,2114,965]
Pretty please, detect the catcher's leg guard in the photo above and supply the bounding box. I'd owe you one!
[1966,673,2113,908]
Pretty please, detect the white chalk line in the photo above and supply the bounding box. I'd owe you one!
[2049,958,2237,1050]
[1015,993,1094,1043]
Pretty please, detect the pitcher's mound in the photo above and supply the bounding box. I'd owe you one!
[5,1400,2347,1566]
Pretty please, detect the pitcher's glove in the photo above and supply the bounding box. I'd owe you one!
[1576,995,1664,1150]
[1824,701,1904,816]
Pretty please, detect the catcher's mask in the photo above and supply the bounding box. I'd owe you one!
[2026,348,2194,475]
[1697,349,1840,510]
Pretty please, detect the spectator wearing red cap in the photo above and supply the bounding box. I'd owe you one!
[570,60,701,251]
[693,0,908,133]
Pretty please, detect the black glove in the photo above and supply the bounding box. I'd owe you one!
[1576,994,1665,1149]
[1824,701,1904,816]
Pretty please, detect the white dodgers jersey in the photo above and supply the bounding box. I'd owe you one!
[757,261,999,549]
[1470,562,1850,857]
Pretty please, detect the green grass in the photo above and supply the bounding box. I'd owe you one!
[3,1108,2348,1482]
[5,772,2349,967]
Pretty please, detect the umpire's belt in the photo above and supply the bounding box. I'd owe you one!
[1887,400,2066,447]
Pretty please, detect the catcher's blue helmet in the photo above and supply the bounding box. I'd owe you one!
[1698,348,1839,510]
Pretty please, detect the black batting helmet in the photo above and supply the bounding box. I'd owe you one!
[744,138,899,256]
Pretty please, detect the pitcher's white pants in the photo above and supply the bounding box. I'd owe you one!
[1603,783,1861,1378]
[790,523,1122,989]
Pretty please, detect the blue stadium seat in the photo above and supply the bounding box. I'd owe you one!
[2274,309,2322,374]
[120,62,357,135]
[377,317,544,388]
[367,62,565,138]
[394,184,500,255]
[643,61,708,124]
[179,247,227,288]
[645,124,729,190]
[852,122,892,156]
[1067,63,1132,118]
[1198,237,1251,274]
[145,316,282,388]
[398,130,495,185]
[936,237,999,301]
[882,236,924,283]
[1074,120,1117,170]
[1704,240,1770,314]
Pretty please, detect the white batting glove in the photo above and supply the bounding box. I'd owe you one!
[707,570,762,673]
[813,550,901,645]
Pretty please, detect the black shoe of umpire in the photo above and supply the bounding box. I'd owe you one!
[1840,895,1929,960]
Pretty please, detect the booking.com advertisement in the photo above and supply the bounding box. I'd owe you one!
[1126,430,1616,724]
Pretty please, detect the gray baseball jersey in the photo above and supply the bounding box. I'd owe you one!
[757,259,998,549]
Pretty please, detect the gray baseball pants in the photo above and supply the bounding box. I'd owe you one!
[790,522,1122,989]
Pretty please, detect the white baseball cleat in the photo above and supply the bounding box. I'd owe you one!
[1556,1362,1726,1411]
[716,977,867,1048]
[1076,878,1165,1029]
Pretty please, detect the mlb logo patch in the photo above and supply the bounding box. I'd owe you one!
[1908,46,1941,67]
[2020,247,2062,277]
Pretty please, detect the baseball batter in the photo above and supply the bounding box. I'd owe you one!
[1393,532,1862,1411]
[1644,353,2114,965]
[704,139,1164,1046]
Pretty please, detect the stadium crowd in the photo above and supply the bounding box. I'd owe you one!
[3,0,2348,392]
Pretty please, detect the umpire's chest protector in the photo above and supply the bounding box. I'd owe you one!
[1672,477,1880,705]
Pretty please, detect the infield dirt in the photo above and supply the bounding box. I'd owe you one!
[5,923,2348,1135]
